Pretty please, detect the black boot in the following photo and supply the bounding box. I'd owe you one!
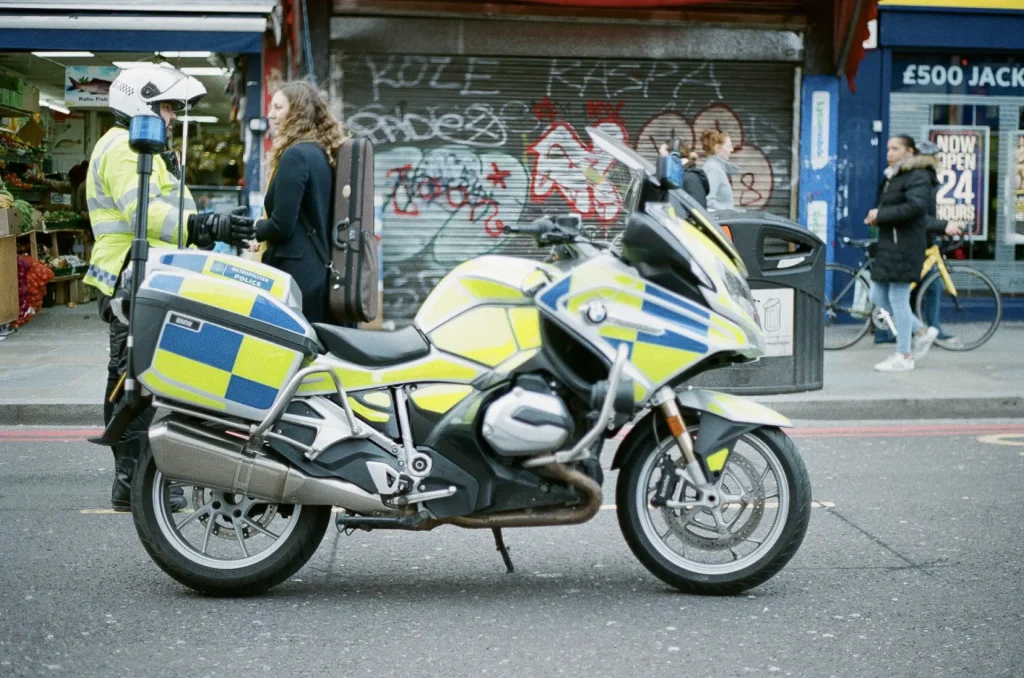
[110,432,139,512]
[168,486,187,512]
[111,456,134,512]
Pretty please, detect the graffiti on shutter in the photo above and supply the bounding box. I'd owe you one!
[339,54,794,322]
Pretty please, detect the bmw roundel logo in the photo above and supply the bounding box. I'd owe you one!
[585,303,607,324]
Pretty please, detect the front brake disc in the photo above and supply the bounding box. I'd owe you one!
[660,452,765,550]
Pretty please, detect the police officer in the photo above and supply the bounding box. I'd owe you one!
[86,64,255,510]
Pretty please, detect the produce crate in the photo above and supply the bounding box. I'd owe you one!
[43,217,90,231]
[49,264,88,278]
[0,207,22,237]
[0,235,16,324]
[0,74,24,94]
[44,275,92,307]
[0,88,23,109]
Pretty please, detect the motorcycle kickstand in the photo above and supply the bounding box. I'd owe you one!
[492,528,515,574]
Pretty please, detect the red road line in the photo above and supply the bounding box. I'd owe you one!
[0,428,102,438]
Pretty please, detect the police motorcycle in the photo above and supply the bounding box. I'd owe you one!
[109,120,810,596]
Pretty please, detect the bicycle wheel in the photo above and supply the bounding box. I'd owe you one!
[914,265,1001,351]
[824,263,872,350]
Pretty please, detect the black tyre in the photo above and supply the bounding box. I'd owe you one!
[824,263,873,350]
[617,423,811,595]
[131,442,331,596]
[914,265,1001,351]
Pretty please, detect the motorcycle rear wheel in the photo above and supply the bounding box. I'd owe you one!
[131,441,331,596]
[617,424,811,595]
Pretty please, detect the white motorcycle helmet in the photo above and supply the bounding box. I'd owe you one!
[109,63,207,120]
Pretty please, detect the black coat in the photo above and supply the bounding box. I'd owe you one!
[256,142,333,323]
[683,168,710,208]
[872,155,937,283]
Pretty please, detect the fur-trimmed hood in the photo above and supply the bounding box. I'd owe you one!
[896,154,939,174]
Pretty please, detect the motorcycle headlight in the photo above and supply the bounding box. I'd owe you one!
[720,264,759,328]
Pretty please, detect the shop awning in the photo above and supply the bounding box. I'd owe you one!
[0,1,278,12]
[507,0,724,5]
[834,0,878,91]
[0,0,278,52]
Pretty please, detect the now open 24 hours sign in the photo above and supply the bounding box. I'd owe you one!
[926,126,990,239]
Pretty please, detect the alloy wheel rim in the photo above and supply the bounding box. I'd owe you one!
[152,470,302,570]
[635,434,790,576]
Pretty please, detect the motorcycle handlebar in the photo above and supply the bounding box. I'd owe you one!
[503,217,554,236]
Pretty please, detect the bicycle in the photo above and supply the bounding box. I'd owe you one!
[824,236,1002,351]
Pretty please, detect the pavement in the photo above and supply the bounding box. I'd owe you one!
[2,420,1023,676]
[1,300,1022,425]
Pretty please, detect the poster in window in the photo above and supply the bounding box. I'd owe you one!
[1015,133,1024,244]
[64,66,118,109]
[927,126,989,239]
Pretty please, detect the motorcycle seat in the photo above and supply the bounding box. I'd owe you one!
[313,323,431,367]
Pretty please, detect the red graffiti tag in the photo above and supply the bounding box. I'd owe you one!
[386,164,419,216]
[526,119,628,224]
[737,173,764,207]
[585,100,625,122]
[485,162,511,189]
[532,96,562,123]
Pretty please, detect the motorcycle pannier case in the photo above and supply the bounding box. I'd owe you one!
[131,253,320,421]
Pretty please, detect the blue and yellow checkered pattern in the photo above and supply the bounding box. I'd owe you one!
[148,318,300,413]
[146,273,309,337]
[138,271,313,419]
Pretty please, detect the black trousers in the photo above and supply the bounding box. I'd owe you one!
[98,292,154,466]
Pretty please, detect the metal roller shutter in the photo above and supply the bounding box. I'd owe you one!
[338,53,796,323]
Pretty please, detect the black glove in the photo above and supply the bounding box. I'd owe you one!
[187,212,255,250]
[160,151,182,181]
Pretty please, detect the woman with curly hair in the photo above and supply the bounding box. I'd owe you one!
[699,128,738,211]
[253,80,347,322]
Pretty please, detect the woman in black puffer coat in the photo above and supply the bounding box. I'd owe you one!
[864,135,939,372]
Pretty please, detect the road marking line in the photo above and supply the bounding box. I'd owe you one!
[978,433,1024,452]
[599,500,834,511]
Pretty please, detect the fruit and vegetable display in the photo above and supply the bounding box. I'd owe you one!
[13,255,54,328]
[0,187,11,209]
[47,253,87,276]
[2,170,33,191]
[10,198,37,233]
[0,130,39,157]
[43,209,84,227]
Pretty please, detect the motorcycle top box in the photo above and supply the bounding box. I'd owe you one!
[131,254,319,421]
[146,251,303,312]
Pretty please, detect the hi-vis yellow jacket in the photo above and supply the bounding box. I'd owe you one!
[84,127,196,295]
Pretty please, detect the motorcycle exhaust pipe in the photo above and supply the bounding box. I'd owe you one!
[148,416,395,516]
[444,464,602,529]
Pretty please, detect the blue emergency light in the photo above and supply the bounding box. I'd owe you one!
[129,115,167,155]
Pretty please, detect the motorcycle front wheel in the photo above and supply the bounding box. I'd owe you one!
[617,423,811,595]
[131,441,331,596]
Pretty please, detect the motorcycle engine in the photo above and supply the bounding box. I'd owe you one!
[482,375,573,457]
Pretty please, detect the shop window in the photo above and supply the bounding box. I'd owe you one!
[1015,108,1024,260]
[930,105,999,261]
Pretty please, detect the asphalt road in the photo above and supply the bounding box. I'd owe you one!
[1,420,1023,678]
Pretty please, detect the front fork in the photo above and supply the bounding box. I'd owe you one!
[651,387,709,489]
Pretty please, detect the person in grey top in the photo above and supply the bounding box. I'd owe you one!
[700,129,739,211]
